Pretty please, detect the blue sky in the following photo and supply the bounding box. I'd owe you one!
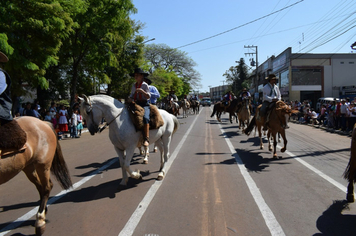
[131,0,356,93]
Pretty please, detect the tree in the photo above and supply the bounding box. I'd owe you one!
[223,58,250,95]
[56,0,138,106]
[144,44,201,91]
[0,0,75,108]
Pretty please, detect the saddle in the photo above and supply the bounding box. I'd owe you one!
[127,102,164,132]
[0,119,27,158]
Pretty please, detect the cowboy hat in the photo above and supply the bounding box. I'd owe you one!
[0,51,9,63]
[144,76,152,85]
[130,68,149,76]
[265,74,278,81]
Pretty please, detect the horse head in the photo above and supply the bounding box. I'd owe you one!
[78,94,100,135]
[275,101,297,127]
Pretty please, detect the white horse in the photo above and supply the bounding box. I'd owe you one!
[79,94,179,186]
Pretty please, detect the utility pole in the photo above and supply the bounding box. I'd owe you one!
[244,45,258,100]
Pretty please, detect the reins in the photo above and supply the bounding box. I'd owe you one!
[84,101,123,133]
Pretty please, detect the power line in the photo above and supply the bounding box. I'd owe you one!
[175,0,305,49]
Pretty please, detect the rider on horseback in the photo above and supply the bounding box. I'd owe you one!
[129,68,151,147]
[0,51,27,157]
[238,88,252,113]
[222,91,233,112]
[259,74,282,131]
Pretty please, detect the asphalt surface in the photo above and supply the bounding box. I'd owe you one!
[1,107,355,236]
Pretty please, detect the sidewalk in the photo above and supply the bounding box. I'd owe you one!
[290,119,352,137]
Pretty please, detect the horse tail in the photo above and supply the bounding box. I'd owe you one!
[343,124,356,181]
[244,116,256,136]
[51,141,73,190]
[172,115,179,134]
[210,105,216,117]
[45,121,73,190]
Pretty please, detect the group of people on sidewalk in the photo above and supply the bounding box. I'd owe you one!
[292,98,356,135]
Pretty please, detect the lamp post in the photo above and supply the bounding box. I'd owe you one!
[143,38,155,44]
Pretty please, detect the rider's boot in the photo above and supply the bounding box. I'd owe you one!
[142,123,149,147]
[0,119,27,157]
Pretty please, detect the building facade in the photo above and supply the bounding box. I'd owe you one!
[251,47,356,108]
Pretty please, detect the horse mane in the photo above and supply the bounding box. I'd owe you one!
[89,94,125,109]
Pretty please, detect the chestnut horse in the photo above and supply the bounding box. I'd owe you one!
[343,123,356,202]
[244,101,297,158]
[0,116,72,235]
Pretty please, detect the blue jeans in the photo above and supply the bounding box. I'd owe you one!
[71,125,78,137]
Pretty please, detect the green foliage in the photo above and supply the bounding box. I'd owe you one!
[223,58,251,95]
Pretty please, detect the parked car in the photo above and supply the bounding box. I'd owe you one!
[201,98,211,106]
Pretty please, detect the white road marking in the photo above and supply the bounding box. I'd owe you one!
[279,145,346,193]
[217,122,286,236]
[0,158,117,236]
[118,113,201,236]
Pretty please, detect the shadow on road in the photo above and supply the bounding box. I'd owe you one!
[314,200,356,236]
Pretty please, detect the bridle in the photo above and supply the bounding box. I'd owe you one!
[83,101,123,133]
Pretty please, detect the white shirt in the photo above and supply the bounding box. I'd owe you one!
[71,113,78,126]
[0,71,7,95]
[263,82,281,102]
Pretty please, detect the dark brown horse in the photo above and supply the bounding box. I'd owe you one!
[189,100,200,114]
[244,101,298,158]
[343,123,356,202]
[0,116,72,235]
[210,99,239,123]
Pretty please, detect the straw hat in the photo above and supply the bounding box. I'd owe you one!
[265,74,278,81]
[0,51,9,63]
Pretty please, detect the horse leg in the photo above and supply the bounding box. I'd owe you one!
[123,147,142,180]
[24,163,53,235]
[157,136,171,180]
[272,132,278,158]
[347,177,355,202]
[268,130,273,151]
[142,145,149,164]
[258,125,264,150]
[115,147,129,186]
[279,130,287,153]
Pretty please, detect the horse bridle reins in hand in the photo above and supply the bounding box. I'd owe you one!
[84,101,123,133]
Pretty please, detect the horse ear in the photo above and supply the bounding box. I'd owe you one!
[82,94,90,104]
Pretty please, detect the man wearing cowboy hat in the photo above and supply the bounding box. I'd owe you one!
[0,51,27,155]
[129,68,151,147]
[144,76,160,105]
[259,74,282,130]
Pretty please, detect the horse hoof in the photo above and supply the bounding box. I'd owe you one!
[154,148,158,153]
[347,194,355,203]
[273,154,278,159]
[281,148,286,153]
[142,160,148,164]
[35,225,45,236]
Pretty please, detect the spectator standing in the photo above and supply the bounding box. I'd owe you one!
[348,102,356,133]
[49,102,57,126]
[340,99,347,131]
[33,104,42,119]
[23,102,35,117]
[44,111,52,122]
[70,109,79,138]
[77,110,83,137]
[58,105,69,133]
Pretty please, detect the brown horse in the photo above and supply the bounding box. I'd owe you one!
[189,100,200,114]
[0,116,72,235]
[343,123,356,202]
[210,99,239,123]
[180,98,190,118]
[244,101,297,158]
[237,99,251,131]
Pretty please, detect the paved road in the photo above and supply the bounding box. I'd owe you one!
[1,107,355,236]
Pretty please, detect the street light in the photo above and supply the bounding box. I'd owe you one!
[143,38,155,44]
